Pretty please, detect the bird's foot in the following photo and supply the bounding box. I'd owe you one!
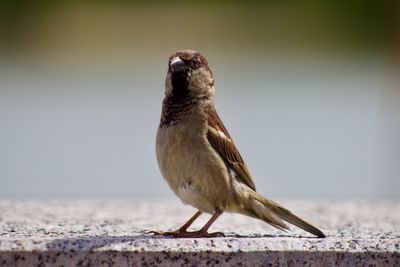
[151,230,224,238]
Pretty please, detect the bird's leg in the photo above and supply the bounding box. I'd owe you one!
[155,210,224,238]
[151,210,202,236]
[191,210,224,237]
[178,210,203,232]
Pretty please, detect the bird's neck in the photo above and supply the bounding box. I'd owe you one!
[160,94,212,127]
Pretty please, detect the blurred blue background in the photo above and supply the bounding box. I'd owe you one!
[0,1,398,199]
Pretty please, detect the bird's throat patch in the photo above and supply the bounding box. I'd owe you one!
[171,72,190,99]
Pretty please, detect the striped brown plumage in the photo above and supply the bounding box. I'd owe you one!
[160,96,196,127]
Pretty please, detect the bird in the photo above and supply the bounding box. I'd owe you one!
[155,50,326,238]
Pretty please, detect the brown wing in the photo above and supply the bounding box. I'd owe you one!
[206,108,256,191]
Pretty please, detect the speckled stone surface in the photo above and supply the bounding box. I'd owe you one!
[0,199,399,266]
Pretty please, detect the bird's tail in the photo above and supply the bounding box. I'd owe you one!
[239,191,326,238]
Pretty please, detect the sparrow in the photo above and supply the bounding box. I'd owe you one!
[155,50,326,238]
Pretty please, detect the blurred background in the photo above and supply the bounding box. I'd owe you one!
[0,1,398,199]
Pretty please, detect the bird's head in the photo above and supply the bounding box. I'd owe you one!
[165,50,215,99]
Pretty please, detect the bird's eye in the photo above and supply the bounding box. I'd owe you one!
[191,57,200,69]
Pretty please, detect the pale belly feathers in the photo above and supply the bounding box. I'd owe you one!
[156,113,233,214]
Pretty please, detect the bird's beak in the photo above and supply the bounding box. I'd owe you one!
[170,56,187,73]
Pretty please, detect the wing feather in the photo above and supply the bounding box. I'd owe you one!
[206,108,256,191]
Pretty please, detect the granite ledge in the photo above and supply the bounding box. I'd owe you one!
[0,199,399,266]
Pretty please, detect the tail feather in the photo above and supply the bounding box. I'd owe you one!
[243,191,326,238]
[246,199,289,231]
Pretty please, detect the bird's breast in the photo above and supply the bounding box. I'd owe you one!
[156,111,208,188]
[156,110,232,213]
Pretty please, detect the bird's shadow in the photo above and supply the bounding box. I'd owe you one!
[47,230,322,251]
